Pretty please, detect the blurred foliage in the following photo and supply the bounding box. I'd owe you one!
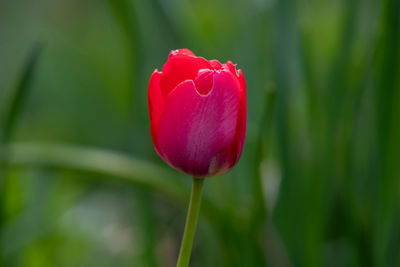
[0,0,399,266]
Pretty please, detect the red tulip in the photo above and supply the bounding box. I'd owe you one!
[148,49,247,177]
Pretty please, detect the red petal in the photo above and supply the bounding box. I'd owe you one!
[194,69,214,95]
[209,59,222,69]
[238,69,246,95]
[232,69,247,165]
[215,68,247,172]
[156,70,241,177]
[148,70,164,154]
[160,51,210,98]
[169,48,196,57]
[225,61,239,77]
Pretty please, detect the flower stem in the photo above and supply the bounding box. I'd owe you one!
[176,177,205,267]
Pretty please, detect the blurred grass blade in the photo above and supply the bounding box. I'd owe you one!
[0,43,42,265]
[0,43,43,144]
[374,0,400,265]
[0,143,222,221]
[107,0,138,45]
[107,0,142,123]
[1,143,185,200]
[251,83,276,225]
[247,83,277,266]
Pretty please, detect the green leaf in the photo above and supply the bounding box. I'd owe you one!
[0,43,43,144]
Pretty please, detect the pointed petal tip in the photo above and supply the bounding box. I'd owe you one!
[194,69,215,96]
[169,48,196,58]
[209,59,223,69]
[225,61,240,77]
[160,52,210,98]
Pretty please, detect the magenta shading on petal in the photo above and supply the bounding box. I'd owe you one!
[156,70,241,177]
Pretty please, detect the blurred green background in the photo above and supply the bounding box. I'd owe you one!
[0,0,399,266]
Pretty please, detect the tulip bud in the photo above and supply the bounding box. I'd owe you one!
[148,49,247,177]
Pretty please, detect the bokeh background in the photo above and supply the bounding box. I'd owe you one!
[0,0,399,266]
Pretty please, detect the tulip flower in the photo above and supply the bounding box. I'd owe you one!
[148,49,247,267]
[148,49,247,177]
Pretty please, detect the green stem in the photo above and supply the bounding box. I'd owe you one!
[176,177,205,267]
